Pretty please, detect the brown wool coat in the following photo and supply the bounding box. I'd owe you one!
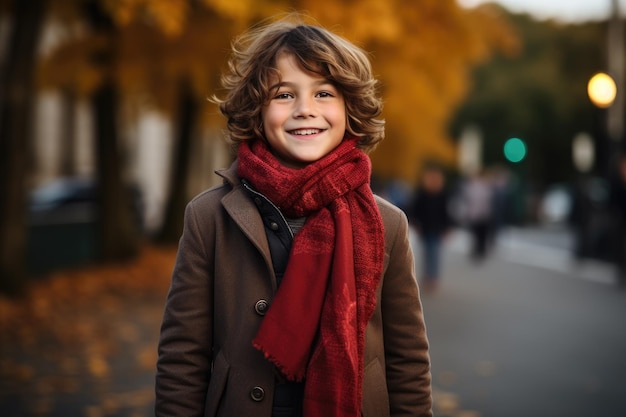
[155,162,433,417]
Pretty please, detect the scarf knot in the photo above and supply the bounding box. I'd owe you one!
[239,139,372,218]
[238,139,385,417]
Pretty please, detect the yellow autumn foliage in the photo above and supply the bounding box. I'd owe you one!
[101,0,189,36]
[39,0,519,183]
[297,0,400,44]
[201,0,256,22]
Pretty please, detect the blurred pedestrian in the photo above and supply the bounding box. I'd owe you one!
[407,164,452,291]
[461,169,494,261]
[155,15,432,417]
[609,154,626,288]
[569,175,594,260]
[488,165,512,246]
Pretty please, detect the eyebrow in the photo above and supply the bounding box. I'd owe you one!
[269,79,336,91]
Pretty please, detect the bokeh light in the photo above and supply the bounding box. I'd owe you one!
[503,137,527,163]
[587,72,617,108]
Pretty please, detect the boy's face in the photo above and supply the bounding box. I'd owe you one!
[261,53,346,169]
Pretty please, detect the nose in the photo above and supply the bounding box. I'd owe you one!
[293,96,316,118]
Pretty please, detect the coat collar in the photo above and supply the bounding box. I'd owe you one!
[215,159,240,188]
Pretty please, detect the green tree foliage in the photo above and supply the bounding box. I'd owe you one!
[451,12,608,188]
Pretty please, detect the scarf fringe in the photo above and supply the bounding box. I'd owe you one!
[252,340,306,382]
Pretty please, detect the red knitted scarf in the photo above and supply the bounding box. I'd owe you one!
[238,138,384,417]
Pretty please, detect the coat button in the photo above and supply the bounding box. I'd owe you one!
[250,386,265,401]
[270,221,279,231]
[254,299,269,315]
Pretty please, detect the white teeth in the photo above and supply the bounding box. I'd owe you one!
[291,129,321,135]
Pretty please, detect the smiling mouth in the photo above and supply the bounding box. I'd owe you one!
[288,128,324,136]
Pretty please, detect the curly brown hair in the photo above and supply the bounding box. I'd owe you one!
[214,15,385,154]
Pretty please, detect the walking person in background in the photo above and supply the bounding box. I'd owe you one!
[461,169,494,261]
[155,14,432,417]
[407,164,452,292]
[487,165,512,248]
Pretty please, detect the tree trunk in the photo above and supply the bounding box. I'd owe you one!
[0,0,46,295]
[85,0,140,261]
[92,82,141,261]
[156,78,197,243]
[59,89,77,176]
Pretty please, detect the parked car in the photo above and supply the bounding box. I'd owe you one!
[27,177,143,275]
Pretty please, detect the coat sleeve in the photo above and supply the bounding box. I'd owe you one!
[380,207,433,417]
[155,201,214,417]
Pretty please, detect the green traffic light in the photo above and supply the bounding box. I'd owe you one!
[504,137,526,163]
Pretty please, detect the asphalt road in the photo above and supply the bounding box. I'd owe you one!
[420,227,626,417]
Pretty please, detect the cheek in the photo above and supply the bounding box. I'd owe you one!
[262,106,282,129]
[336,103,347,129]
[338,111,348,134]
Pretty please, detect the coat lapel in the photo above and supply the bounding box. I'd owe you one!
[218,164,276,287]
